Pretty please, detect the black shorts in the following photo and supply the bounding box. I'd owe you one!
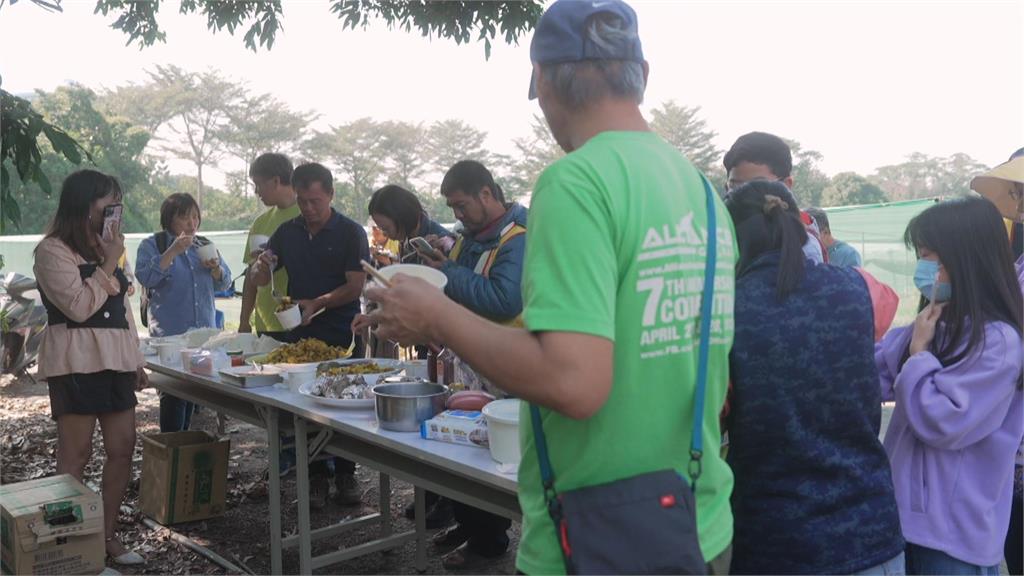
[47,370,138,420]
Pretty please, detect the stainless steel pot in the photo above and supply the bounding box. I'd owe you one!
[373,382,449,432]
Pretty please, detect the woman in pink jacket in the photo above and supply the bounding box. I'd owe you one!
[33,170,148,566]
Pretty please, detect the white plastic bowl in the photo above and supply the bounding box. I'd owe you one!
[197,243,218,262]
[376,264,448,290]
[274,304,301,330]
[155,342,183,364]
[281,364,318,392]
[249,234,269,253]
[482,399,521,466]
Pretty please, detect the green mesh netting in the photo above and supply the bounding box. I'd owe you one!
[824,198,938,324]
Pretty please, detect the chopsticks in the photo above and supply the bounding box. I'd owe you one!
[360,260,393,288]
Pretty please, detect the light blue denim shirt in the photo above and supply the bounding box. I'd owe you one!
[828,239,863,268]
[135,233,231,337]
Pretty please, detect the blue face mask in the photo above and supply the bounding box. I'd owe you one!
[914,258,952,302]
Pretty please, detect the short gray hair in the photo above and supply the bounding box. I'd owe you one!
[539,13,645,108]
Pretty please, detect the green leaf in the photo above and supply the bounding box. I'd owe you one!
[43,126,83,164]
[2,183,22,232]
[33,164,53,196]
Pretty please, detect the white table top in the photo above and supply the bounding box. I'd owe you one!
[145,358,519,494]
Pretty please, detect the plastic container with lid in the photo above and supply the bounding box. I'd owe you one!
[481,399,521,466]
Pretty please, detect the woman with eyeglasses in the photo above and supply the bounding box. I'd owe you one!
[368,184,453,265]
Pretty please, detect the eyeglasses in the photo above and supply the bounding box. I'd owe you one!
[726,176,786,192]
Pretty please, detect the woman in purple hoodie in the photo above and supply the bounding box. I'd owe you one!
[876,196,1023,575]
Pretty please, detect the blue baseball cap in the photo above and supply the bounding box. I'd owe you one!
[528,0,644,100]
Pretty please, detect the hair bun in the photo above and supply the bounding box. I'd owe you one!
[762,194,789,214]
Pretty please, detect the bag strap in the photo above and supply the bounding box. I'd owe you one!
[530,173,719,498]
[687,174,717,486]
[146,232,171,298]
[155,231,171,255]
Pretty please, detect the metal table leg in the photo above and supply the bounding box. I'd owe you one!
[379,474,392,540]
[263,407,284,576]
[414,486,427,573]
[295,416,313,575]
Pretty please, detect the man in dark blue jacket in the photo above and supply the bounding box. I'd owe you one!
[418,160,526,569]
[421,160,527,324]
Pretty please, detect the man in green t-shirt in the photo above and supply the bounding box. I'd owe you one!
[240,152,301,339]
[360,1,735,573]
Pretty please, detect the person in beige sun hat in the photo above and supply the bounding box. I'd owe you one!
[972,148,1024,223]
[974,146,1024,576]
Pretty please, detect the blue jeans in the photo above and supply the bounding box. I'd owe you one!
[1007,487,1023,575]
[159,393,194,432]
[854,552,905,575]
[905,544,1000,575]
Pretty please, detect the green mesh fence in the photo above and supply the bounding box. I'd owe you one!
[824,198,939,325]
[2,201,935,329]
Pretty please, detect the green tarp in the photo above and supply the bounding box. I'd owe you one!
[825,198,938,324]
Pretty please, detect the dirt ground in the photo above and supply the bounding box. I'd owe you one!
[0,371,520,575]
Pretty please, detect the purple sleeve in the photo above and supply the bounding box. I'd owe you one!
[1016,254,1024,291]
[894,322,1023,450]
[875,326,910,402]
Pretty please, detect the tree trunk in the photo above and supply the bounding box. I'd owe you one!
[196,162,204,208]
[246,155,254,197]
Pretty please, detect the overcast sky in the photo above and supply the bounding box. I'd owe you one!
[1,0,1021,189]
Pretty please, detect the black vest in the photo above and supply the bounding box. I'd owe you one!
[40,264,131,330]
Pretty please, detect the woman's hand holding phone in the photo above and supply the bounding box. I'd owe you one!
[411,236,445,268]
[98,220,125,272]
[101,204,123,242]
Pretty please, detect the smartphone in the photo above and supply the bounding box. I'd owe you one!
[410,237,443,260]
[102,203,123,241]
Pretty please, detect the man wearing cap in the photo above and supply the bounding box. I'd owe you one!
[361,1,735,573]
[972,147,1024,576]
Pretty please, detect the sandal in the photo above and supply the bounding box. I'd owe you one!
[432,524,469,550]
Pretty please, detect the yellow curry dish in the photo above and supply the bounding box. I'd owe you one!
[317,362,388,376]
[263,338,346,364]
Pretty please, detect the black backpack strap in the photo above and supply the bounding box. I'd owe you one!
[141,232,170,328]
[155,231,171,255]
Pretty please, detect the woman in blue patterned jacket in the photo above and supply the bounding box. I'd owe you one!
[724,180,904,575]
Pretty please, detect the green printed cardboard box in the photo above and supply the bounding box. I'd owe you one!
[140,431,229,525]
[1,474,104,575]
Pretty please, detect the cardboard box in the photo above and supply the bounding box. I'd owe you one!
[140,431,229,525]
[0,474,104,575]
[421,410,489,448]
